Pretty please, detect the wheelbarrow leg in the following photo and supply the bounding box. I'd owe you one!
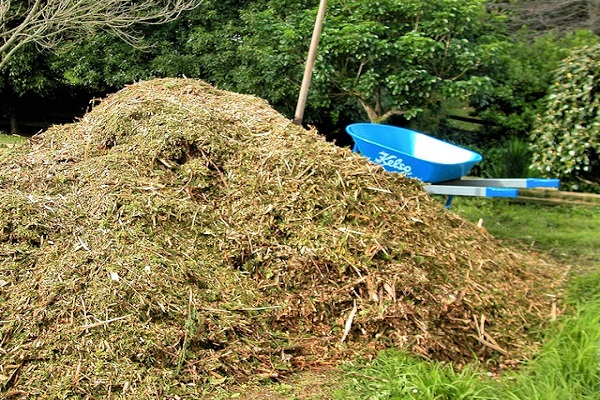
[445,195,455,209]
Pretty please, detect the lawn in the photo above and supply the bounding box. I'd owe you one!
[0,133,25,146]
[0,133,26,158]
[452,198,600,273]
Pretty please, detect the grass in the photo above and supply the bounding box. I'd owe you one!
[335,352,495,400]
[0,133,26,159]
[497,277,600,400]
[451,198,600,272]
[334,199,600,400]
[0,132,25,146]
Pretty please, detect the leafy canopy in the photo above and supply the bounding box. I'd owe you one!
[183,0,502,124]
[0,0,201,69]
[312,0,499,123]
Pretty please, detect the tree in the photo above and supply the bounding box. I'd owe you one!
[0,42,61,133]
[0,0,202,69]
[310,0,500,123]
[185,1,325,119]
[51,27,201,93]
[530,44,600,188]
[184,0,503,125]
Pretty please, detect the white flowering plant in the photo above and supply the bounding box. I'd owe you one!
[530,45,600,190]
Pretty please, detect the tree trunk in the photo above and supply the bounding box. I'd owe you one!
[10,110,17,134]
[358,98,406,123]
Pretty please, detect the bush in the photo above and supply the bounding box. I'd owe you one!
[474,30,600,140]
[530,44,600,190]
[485,137,535,178]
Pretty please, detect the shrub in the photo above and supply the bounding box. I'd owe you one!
[530,45,600,190]
[486,137,535,178]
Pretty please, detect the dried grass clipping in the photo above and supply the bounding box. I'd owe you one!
[0,78,563,397]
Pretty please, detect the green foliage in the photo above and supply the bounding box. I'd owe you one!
[52,21,202,93]
[530,44,600,187]
[173,1,316,119]
[335,351,493,400]
[474,30,600,139]
[453,200,600,270]
[183,0,504,125]
[0,43,62,96]
[314,0,499,123]
[484,137,535,178]
[0,134,25,146]
[0,7,205,126]
[497,271,600,400]
[4,0,598,150]
[0,43,66,133]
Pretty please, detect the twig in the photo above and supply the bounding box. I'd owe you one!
[341,300,358,343]
[78,314,131,330]
[232,306,282,311]
[471,314,509,356]
[157,158,175,169]
[337,227,365,235]
[337,276,368,293]
[469,334,509,356]
[366,186,392,194]
[76,236,90,251]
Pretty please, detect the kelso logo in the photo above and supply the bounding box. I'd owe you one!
[373,151,413,175]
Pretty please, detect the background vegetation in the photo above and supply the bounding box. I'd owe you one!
[1,1,598,191]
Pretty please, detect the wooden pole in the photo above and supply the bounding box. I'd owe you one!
[293,0,327,125]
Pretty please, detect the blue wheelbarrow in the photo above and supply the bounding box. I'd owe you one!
[346,123,560,207]
[346,123,482,183]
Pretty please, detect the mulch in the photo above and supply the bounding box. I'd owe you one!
[0,78,565,398]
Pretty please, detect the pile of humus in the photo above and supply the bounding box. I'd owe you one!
[0,79,562,398]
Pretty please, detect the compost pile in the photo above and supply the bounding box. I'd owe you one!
[0,79,562,397]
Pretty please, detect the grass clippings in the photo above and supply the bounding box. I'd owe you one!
[0,79,564,398]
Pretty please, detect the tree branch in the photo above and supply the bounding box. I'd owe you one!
[357,97,407,123]
[0,0,202,68]
[496,0,600,35]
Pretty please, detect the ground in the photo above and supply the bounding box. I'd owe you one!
[222,370,341,400]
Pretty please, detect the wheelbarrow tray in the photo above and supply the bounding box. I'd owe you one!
[346,123,483,183]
